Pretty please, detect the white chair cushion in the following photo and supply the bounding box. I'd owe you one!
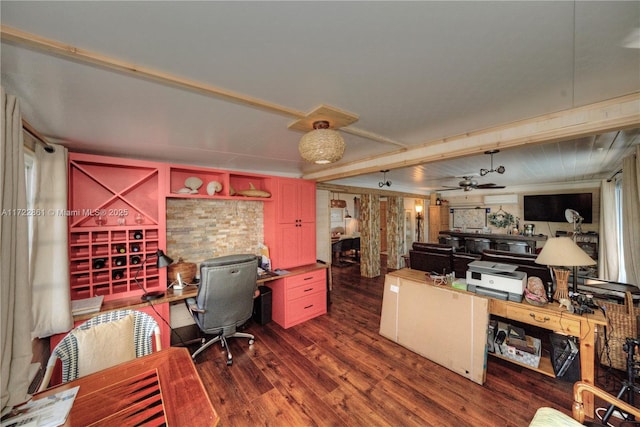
[72,313,136,377]
[529,407,582,427]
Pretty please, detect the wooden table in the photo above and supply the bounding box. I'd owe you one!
[382,268,607,418]
[35,347,219,426]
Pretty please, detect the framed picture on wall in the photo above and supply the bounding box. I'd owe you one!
[330,208,344,222]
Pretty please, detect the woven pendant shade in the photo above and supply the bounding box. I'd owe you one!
[299,120,345,164]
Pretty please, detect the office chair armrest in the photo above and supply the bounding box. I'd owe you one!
[572,381,640,423]
[185,298,205,314]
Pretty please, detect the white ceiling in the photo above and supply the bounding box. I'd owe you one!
[1,1,639,195]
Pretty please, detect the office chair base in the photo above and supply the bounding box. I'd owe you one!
[191,331,255,365]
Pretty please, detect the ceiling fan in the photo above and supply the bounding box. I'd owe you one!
[435,150,507,192]
[437,176,506,192]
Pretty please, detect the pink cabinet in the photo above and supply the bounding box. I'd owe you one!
[265,178,317,269]
[266,269,326,328]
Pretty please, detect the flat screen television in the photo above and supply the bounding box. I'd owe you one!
[523,193,593,223]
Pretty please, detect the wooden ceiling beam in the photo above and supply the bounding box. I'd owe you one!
[304,93,640,182]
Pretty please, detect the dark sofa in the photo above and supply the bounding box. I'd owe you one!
[409,243,553,284]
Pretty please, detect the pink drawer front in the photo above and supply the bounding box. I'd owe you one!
[287,291,327,327]
[284,269,325,288]
[288,279,325,301]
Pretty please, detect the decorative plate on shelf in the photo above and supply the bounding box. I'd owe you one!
[206,181,222,195]
[185,176,203,190]
[174,187,192,194]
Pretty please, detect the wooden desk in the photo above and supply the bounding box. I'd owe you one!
[73,262,329,322]
[36,347,218,426]
[382,268,606,418]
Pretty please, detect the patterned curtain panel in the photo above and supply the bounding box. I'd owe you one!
[386,196,404,270]
[360,194,380,278]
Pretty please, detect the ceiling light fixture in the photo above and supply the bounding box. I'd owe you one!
[479,149,506,176]
[379,170,392,187]
[299,120,345,164]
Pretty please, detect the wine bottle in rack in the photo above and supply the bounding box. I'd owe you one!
[112,269,125,280]
[93,258,105,269]
[114,256,126,267]
[130,243,140,253]
[130,255,141,265]
[116,244,126,254]
[133,230,143,240]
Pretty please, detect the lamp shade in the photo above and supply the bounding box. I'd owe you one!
[299,121,345,164]
[155,249,174,268]
[535,237,595,267]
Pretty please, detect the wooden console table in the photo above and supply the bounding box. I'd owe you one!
[380,268,606,418]
[34,347,218,426]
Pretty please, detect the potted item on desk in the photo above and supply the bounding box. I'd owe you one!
[168,257,197,286]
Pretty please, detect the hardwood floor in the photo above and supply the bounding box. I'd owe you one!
[192,262,598,426]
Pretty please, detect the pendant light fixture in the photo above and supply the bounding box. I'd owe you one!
[299,120,345,164]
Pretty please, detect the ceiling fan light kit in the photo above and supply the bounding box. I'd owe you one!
[379,170,392,187]
[479,149,506,176]
[299,120,345,164]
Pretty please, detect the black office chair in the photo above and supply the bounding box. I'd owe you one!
[340,238,354,261]
[331,240,343,265]
[186,254,259,365]
[352,237,361,261]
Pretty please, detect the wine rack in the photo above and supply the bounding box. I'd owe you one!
[68,153,166,301]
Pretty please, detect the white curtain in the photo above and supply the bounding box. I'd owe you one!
[30,143,72,338]
[1,87,32,410]
[621,146,640,286]
[599,179,619,281]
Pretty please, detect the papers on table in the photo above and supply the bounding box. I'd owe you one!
[1,386,79,427]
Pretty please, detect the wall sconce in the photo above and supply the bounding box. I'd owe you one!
[415,204,423,242]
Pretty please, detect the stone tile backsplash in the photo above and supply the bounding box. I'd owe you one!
[166,199,264,272]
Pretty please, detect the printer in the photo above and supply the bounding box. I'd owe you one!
[466,260,526,302]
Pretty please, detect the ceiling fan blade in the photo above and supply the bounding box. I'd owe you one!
[435,187,463,192]
[476,183,506,189]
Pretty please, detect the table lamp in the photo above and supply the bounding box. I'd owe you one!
[134,249,174,301]
[534,237,596,301]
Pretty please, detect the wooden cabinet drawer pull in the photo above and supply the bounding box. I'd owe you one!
[303,276,313,281]
[304,304,314,309]
[304,288,313,292]
[529,313,550,323]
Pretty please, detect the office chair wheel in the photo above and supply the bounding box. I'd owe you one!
[226,356,233,366]
[249,338,255,345]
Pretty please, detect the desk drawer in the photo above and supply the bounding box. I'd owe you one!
[288,279,325,301]
[288,291,326,326]
[505,305,580,336]
[284,270,325,288]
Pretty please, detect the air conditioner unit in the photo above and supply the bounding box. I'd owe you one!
[484,194,518,205]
